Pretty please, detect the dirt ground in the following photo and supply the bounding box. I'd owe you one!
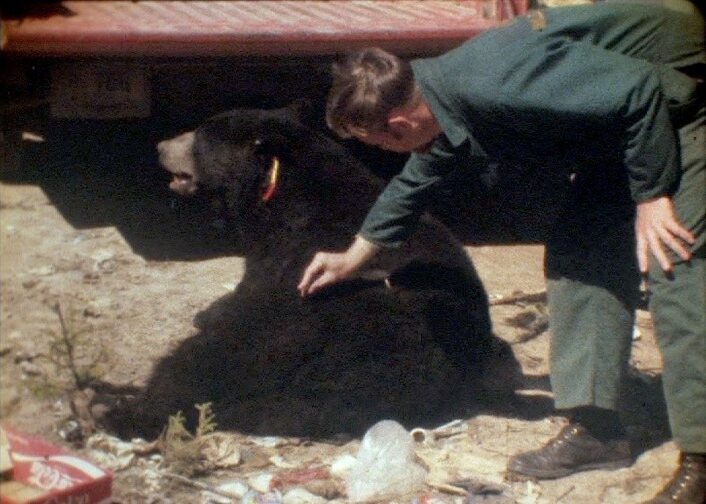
[0,121,680,503]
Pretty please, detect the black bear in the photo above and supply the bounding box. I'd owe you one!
[109,102,522,438]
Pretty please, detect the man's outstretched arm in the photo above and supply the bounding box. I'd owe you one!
[298,235,381,297]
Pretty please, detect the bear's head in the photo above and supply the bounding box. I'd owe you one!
[158,101,381,239]
[158,101,314,201]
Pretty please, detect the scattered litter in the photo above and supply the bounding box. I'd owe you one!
[299,478,344,500]
[345,420,427,502]
[515,481,541,504]
[202,480,249,503]
[282,487,328,504]
[270,455,298,469]
[86,432,158,471]
[329,454,358,478]
[200,432,242,469]
[241,489,283,504]
[163,471,242,500]
[57,419,83,442]
[0,424,112,503]
[250,436,297,449]
[271,467,330,489]
[412,419,466,444]
[216,480,249,498]
[411,495,451,504]
[201,491,232,504]
[141,467,163,494]
[248,472,274,493]
[466,493,514,503]
[427,480,468,496]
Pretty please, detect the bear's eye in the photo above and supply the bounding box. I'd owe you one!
[252,139,272,169]
[252,138,275,162]
[253,138,269,156]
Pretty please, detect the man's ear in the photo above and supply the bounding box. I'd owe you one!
[386,113,415,137]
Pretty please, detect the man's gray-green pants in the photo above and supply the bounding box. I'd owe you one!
[545,104,705,453]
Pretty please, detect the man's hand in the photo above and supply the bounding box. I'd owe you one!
[298,235,380,297]
[635,196,695,274]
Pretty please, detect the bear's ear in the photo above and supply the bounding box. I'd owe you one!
[286,99,314,125]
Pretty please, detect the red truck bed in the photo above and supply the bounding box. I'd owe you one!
[2,0,528,58]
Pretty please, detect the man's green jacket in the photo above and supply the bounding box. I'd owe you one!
[359,2,704,248]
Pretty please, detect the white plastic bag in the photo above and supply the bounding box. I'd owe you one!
[346,420,427,502]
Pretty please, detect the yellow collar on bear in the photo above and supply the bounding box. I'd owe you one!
[261,157,281,202]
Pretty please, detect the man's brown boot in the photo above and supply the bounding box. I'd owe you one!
[643,453,706,504]
[507,423,632,480]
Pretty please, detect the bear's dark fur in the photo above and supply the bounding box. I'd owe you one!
[109,102,522,438]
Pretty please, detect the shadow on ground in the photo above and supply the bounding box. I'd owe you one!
[2,117,244,261]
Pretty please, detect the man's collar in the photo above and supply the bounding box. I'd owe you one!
[411,58,469,149]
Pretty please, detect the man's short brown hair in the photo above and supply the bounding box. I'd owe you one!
[326,47,417,138]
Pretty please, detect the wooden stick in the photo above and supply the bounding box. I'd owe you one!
[489,290,546,306]
[161,472,241,499]
[427,481,468,496]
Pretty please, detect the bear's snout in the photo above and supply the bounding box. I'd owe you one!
[157,131,199,196]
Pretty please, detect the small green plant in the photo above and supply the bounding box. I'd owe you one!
[45,302,106,389]
[194,402,218,437]
[24,302,106,401]
[161,403,218,476]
